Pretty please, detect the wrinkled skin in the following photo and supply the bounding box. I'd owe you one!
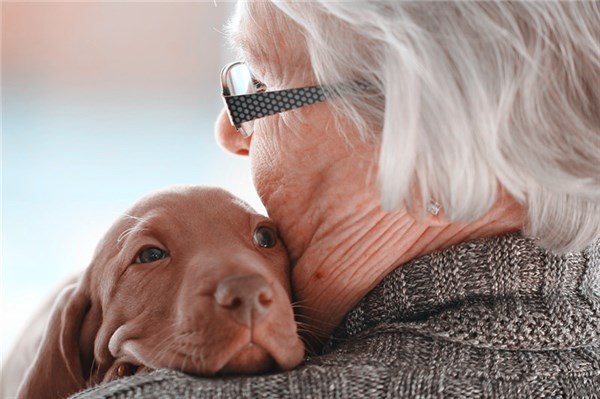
[216,2,525,350]
[17,186,304,399]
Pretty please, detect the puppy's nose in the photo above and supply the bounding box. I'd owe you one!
[214,275,274,326]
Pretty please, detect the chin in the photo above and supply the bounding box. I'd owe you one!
[219,343,276,374]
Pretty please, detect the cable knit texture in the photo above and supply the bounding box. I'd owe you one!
[72,233,600,398]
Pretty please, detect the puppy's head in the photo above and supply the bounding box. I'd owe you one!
[79,186,304,381]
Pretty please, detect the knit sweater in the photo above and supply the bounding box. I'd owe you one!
[72,233,600,398]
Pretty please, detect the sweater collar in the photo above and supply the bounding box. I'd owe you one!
[328,233,600,352]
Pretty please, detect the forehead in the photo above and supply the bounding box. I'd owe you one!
[116,187,261,240]
[229,1,312,86]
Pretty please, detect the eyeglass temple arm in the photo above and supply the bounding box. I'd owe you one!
[224,86,329,128]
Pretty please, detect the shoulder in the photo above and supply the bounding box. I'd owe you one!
[71,329,600,398]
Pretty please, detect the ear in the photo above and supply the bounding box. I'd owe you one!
[17,282,92,399]
[78,299,104,384]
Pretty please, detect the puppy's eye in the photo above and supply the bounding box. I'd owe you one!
[136,247,168,264]
[253,226,277,248]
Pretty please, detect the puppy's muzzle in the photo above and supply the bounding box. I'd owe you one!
[214,275,273,326]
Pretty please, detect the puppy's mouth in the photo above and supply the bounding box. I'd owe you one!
[219,342,275,374]
[115,331,303,377]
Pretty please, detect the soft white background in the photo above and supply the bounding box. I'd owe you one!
[1,2,261,362]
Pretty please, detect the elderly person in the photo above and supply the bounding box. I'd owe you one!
[75,1,599,397]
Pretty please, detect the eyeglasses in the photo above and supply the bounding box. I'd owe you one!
[220,61,332,137]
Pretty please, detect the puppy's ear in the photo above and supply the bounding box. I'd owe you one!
[78,298,104,384]
[17,283,92,399]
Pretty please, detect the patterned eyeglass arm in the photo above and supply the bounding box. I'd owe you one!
[224,86,329,129]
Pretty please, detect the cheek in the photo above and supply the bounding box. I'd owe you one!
[250,125,280,170]
[271,251,293,296]
[248,119,289,196]
[248,111,326,192]
[111,269,178,320]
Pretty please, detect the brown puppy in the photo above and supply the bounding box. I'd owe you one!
[16,186,304,399]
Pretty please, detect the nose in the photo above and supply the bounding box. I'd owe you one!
[214,274,274,326]
[215,107,252,156]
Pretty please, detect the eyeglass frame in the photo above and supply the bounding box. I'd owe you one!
[221,60,368,137]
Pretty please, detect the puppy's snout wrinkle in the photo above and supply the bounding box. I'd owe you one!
[214,275,274,326]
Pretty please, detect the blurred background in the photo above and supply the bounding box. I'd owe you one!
[1,2,260,359]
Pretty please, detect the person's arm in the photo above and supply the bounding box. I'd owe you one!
[70,361,390,399]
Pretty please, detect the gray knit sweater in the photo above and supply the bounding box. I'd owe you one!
[72,233,600,398]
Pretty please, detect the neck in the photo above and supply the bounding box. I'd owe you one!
[283,191,523,352]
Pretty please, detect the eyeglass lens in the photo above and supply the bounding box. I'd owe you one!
[225,63,255,96]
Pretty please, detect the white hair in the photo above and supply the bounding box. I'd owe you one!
[233,1,600,253]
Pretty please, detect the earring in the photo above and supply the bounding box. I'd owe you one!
[426,199,441,216]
